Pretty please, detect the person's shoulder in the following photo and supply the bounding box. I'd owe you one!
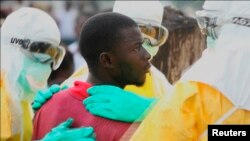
[170,81,199,103]
[173,81,223,100]
[172,81,229,111]
[52,88,71,100]
[38,88,72,111]
[34,89,72,121]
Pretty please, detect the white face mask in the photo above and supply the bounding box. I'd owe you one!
[17,55,52,101]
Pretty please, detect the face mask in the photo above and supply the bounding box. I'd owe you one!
[206,36,216,48]
[142,41,159,59]
[17,55,52,101]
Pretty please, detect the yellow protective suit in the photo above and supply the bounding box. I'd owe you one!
[1,72,33,141]
[62,65,171,99]
[130,81,250,141]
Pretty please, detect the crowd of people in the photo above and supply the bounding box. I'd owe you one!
[1,0,249,141]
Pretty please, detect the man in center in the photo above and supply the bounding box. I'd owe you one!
[32,12,151,141]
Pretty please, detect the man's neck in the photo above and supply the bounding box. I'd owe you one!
[86,72,125,88]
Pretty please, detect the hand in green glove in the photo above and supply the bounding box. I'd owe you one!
[83,85,156,122]
[32,84,68,111]
[42,118,95,141]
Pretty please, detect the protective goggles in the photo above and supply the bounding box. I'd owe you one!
[196,15,219,40]
[138,23,168,48]
[21,39,65,70]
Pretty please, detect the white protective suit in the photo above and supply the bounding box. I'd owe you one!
[1,7,63,140]
[129,1,250,140]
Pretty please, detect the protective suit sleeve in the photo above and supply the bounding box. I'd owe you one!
[41,118,95,141]
[83,85,156,122]
[129,81,242,141]
[32,84,68,111]
[129,81,199,141]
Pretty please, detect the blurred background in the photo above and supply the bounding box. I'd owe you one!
[1,0,206,85]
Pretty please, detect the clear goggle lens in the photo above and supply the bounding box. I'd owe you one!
[21,40,65,70]
[196,11,219,40]
[138,23,168,48]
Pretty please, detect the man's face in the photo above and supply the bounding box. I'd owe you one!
[112,26,151,86]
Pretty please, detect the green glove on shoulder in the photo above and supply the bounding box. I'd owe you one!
[83,85,156,122]
[42,118,95,141]
[32,84,68,111]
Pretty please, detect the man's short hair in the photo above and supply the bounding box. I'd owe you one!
[79,12,138,69]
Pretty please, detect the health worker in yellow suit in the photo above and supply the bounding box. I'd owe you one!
[129,1,250,141]
[1,7,95,141]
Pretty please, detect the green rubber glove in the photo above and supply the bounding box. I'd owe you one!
[32,84,68,111]
[83,85,156,122]
[42,118,95,141]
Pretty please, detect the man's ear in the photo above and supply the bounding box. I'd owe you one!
[99,52,116,68]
